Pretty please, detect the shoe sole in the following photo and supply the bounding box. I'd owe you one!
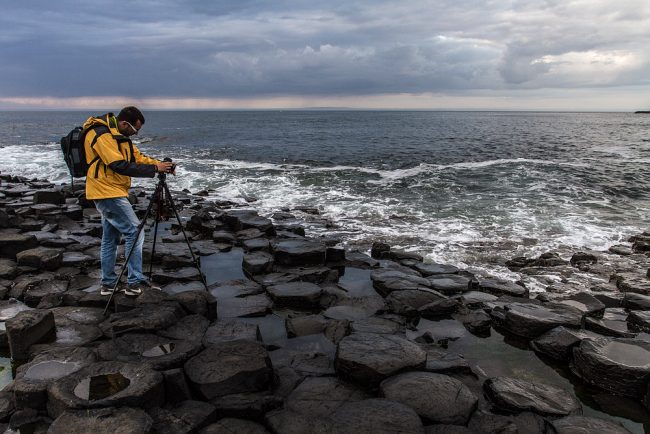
[123,288,142,296]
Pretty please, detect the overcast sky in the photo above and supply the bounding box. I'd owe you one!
[1,0,649,110]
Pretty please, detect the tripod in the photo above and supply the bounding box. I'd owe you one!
[102,171,208,315]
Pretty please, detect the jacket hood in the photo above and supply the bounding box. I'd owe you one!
[82,112,120,134]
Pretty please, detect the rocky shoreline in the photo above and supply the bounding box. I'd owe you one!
[0,172,649,433]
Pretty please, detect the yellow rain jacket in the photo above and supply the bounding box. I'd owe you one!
[83,113,160,200]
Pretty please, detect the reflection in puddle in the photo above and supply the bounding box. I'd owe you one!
[142,343,176,357]
[24,361,81,381]
[237,315,287,347]
[74,373,130,400]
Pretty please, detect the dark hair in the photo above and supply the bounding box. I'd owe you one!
[117,106,145,125]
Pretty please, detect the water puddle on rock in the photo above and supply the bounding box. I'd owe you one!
[74,373,130,401]
[445,321,650,434]
[201,248,246,285]
[24,360,81,381]
[236,315,287,348]
[142,343,176,357]
[338,267,378,297]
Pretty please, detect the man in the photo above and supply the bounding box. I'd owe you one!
[83,106,174,296]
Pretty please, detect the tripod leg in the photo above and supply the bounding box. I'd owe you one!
[149,211,160,279]
[102,183,162,316]
[162,182,209,291]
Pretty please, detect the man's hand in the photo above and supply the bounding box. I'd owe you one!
[155,161,175,174]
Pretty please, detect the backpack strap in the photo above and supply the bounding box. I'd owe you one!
[86,125,111,178]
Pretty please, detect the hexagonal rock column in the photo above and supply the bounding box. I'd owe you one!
[370,269,431,297]
[271,239,326,267]
[48,407,153,434]
[547,416,631,434]
[0,233,38,259]
[335,333,427,385]
[571,337,650,398]
[6,309,56,361]
[380,372,478,425]
[16,247,63,270]
[331,399,425,433]
[97,333,202,370]
[285,377,370,419]
[484,377,582,417]
[184,340,273,399]
[46,361,165,418]
[493,302,582,339]
[267,281,323,308]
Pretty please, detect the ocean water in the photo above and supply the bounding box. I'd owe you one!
[2,110,650,288]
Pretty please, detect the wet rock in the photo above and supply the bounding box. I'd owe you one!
[623,292,650,311]
[547,415,631,433]
[530,252,569,267]
[571,337,650,398]
[326,246,346,263]
[7,408,51,433]
[427,274,475,295]
[609,245,633,256]
[423,347,472,374]
[219,294,273,318]
[387,288,447,316]
[477,278,528,298]
[350,316,402,335]
[267,281,323,308]
[210,390,282,420]
[31,322,103,352]
[61,251,95,267]
[158,313,209,342]
[100,304,183,337]
[150,400,217,434]
[614,272,650,295]
[6,309,56,361]
[531,326,602,361]
[243,237,271,252]
[570,251,598,266]
[331,398,425,434]
[203,320,261,345]
[456,291,499,309]
[585,308,636,338]
[484,376,581,417]
[151,266,202,284]
[174,290,217,320]
[285,376,369,418]
[243,251,274,275]
[286,315,328,337]
[493,302,582,339]
[98,333,202,370]
[68,275,96,292]
[24,279,68,307]
[212,230,237,244]
[47,361,164,418]
[370,269,431,297]
[335,332,426,385]
[453,309,491,336]
[628,310,650,333]
[48,407,153,434]
[370,242,391,259]
[201,418,270,434]
[16,246,63,270]
[273,265,339,284]
[418,298,460,319]
[272,239,326,266]
[0,232,38,258]
[0,258,17,279]
[184,340,273,399]
[380,371,477,425]
[412,262,459,277]
[556,292,606,318]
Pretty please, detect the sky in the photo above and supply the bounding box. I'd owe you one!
[1,0,649,110]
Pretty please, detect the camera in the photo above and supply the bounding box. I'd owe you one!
[163,157,176,173]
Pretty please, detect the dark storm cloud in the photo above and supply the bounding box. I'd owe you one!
[1,0,648,98]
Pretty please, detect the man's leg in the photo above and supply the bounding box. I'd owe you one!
[94,197,146,285]
[95,201,122,287]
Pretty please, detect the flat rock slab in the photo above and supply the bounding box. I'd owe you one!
[335,332,427,385]
[624,292,650,310]
[571,337,650,398]
[331,398,425,434]
[531,326,602,361]
[427,274,474,295]
[0,233,38,258]
[556,292,606,317]
[24,279,69,307]
[370,269,431,297]
[267,281,322,308]
[218,294,272,318]
[272,239,326,266]
[350,317,402,335]
[477,278,528,298]
[627,310,650,333]
[184,340,273,399]
[548,415,631,434]
[614,272,650,295]
[585,308,636,338]
[0,299,32,321]
[286,377,369,418]
[386,289,446,316]
[98,333,202,370]
[495,302,582,338]
[423,347,472,374]
[158,314,209,342]
[203,320,261,345]
[100,304,182,337]
[381,372,477,425]
[484,376,581,417]
[16,246,63,270]
[243,251,274,275]
[412,262,459,277]
[47,361,164,418]
[48,407,154,434]
[149,400,217,433]
[209,279,265,299]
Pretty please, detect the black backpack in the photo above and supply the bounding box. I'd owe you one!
[60,124,109,182]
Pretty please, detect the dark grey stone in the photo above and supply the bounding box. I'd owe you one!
[370,269,431,297]
[623,292,650,310]
[331,399,425,434]
[386,288,446,316]
[48,407,153,434]
[6,309,56,361]
[272,239,326,266]
[585,308,636,338]
[267,281,323,308]
[530,326,602,361]
[0,233,38,258]
[16,246,63,270]
[286,377,369,418]
[477,278,528,297]
[418,298,460,319]
[428,274,474,295]
[628,310,650,333]
[98,333,202,370]
[547,415,631,434]
[149,400,217,434]
[201,418,269,434]
[556,292,606,317]
[493,302,582,339]
[203,320,261,345]
[243,251,274,275]
[100,304,183,337]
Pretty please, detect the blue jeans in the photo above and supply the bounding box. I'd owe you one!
[94,197,146,286]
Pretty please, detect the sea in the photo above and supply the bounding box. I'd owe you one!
[1,110,650,290]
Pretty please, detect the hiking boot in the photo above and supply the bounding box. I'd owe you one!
[125,280,161,296]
